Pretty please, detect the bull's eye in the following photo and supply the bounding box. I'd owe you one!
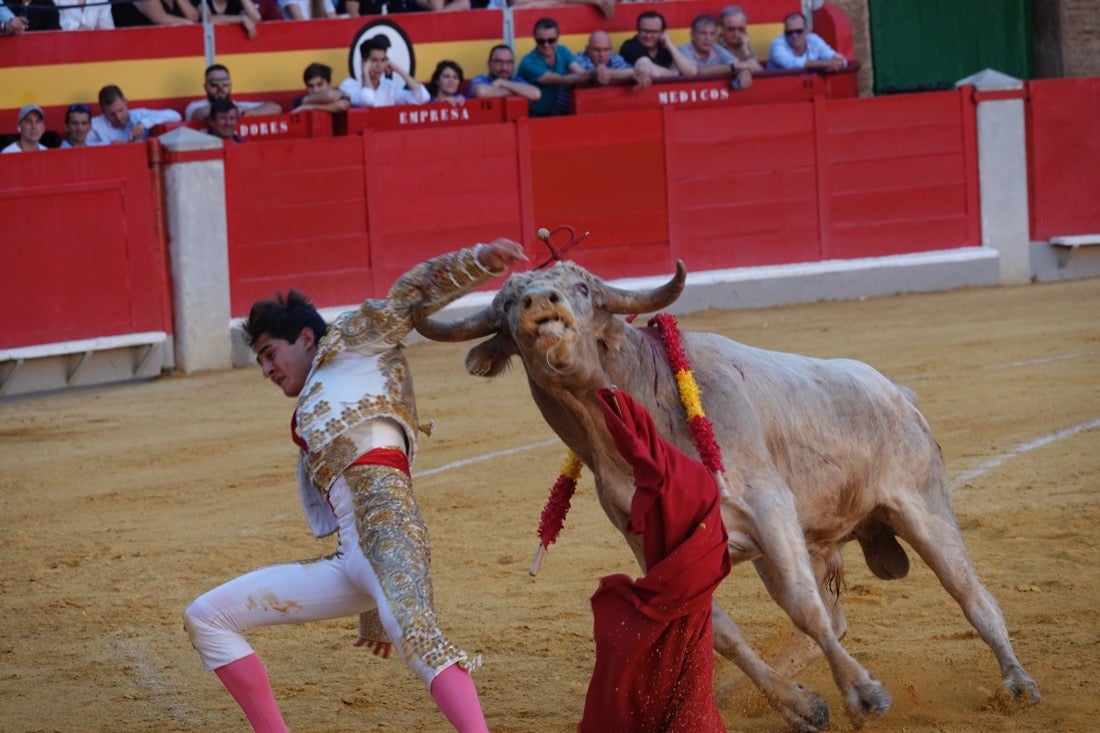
[575,282,589,298]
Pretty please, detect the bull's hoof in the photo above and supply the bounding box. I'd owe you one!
[1004,668,1041,705]
[777,683,830,733]
[844,677,891,728]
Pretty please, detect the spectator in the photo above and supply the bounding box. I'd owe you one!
[292,62,351,113]
[0,1,30,34]
[88,84,182,144]
[404,0,471,11]
[679,14,751,88]
[428,60,466,106]
[338,36,430,108]
[206,98,242,143]
[619,11,697,79]
[112,0,198,27]
[717,5,763,74]
[278,0,335,20]
[466,44,541,103]
[574,30,649,88]
[509,0,613,20]
[767,11,846,72]
[517,17,594,117]
[186,64,283,122]
[56,0,114,30]
[8,0,59,30]
[196,0,261,39]
[2,104,46,153]
[60,103,92,148]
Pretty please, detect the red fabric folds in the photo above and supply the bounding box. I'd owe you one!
[578,388,731,733]
[350,447,410,477]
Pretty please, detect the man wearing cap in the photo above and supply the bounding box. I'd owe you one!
[3,104,47,153]
[88,84,182,144]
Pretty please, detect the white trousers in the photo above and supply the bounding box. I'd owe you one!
[184,469,454,688]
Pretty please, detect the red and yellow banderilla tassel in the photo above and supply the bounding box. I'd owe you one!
[529,449,583,576]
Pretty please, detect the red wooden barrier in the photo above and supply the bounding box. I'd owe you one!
[523,110,671,278]
[1026,77,1100,240]
[341,97,527,135]
[150,110,334,141]
[0,144,172,349]
[224,136,370,314]
[572,73,828,115]
[819,89,979,258]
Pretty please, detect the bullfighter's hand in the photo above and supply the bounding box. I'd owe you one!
[479,238,528,272]
[353,636,393,659]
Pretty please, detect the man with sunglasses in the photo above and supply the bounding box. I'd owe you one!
[517,17,594,116]
[766,11,846,72]
[186,64,282,122]
[60,103,92,148]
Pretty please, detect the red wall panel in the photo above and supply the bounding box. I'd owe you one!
[818,90,979,258]
[1027,78,1100,240]
[524,111,671,278]
[362,122,528,292]
[225,136,371,314]
[667,102,821,268]
[0,145,171,349]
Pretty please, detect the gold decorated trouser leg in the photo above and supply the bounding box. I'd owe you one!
[343,464,473,678]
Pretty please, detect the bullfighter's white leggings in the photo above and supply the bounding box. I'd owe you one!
[184,449,472,688]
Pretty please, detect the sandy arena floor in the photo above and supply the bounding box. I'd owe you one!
[1,277,1097,733]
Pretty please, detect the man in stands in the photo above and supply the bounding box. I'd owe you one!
[292,62,351,113]
[338,35,430,108]
[619,11,698,79]
[186,64,282,122]
[516,17,594,117]
[60,103,92,148]
[0,2,29,35]
[207,99,243,143]
[767,11,846,72]
[88,85,181,144]
[2,104,46,153]
[680,13,752,88]
[467,44,542,103]
[717,5,763,76]
[574,30,649,88]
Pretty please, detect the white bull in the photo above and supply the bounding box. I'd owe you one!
[414,260,1040,731]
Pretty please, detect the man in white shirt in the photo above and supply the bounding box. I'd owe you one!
[2,104,47,153]
[339,36,429,108]
[87,85,181,145]
[767,11,846,72]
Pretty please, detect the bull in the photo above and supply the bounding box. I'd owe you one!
[413,260,1040,731]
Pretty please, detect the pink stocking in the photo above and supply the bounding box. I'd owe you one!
[214,653,289,733]
[430,664,489,733]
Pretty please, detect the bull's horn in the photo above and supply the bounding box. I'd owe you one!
[411,304,497,342]
[602,260,687,315]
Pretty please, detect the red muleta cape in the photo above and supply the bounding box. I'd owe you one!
[578,387,731,733]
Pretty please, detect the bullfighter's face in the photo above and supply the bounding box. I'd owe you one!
[253,328,316,397]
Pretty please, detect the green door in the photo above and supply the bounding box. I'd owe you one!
[869,0,1034,94]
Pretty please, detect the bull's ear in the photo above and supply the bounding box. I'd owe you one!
[466,334,517,377]
[596,311,628,353]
